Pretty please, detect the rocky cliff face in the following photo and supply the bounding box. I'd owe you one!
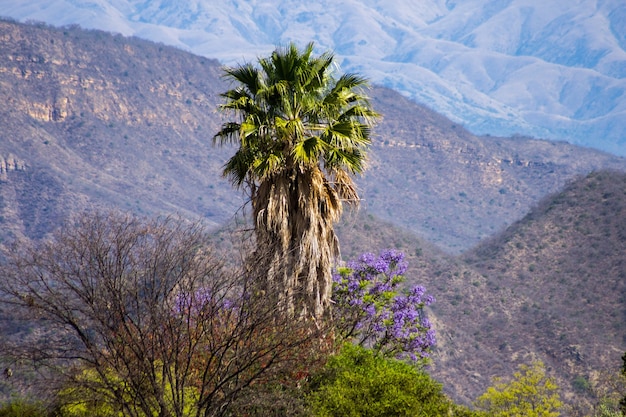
[0,20,240,241]
[0,154,26,179]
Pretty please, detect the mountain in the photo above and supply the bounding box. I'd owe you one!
[337,170,626,409]
[1,19,625,253]
[1,19,626,411]
[1,0,625,156]
[457,170,626,406]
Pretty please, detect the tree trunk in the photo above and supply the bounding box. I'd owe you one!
[252,167,341,320]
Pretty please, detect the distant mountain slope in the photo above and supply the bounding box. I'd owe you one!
[1,0,625,155]
[0,19,240,241]
[337,172,626,408]
[458,170,626,405]
[364,86,626,251]
[1,19,625,252]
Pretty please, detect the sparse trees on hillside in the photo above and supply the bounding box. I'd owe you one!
[0,212,327,417]
[214,42,378,320]
[590,351,626,417]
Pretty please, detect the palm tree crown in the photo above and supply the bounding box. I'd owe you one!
[214,42,378,319]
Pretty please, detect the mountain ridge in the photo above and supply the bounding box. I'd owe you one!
[1,0,624,155]
[1,19,625,252]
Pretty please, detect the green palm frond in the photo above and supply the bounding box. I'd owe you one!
[339,104,378,119]
[332,73,369,93]
[240,120,260,140]
[219,88,262,119]
[253,152,284,180]
[324,147,366,173]
[223,147,256,187]
[223,63,262,95]
[292,136,323,164]
[215,41,378,198]
[214,122,242,145]
[321,120,371,150]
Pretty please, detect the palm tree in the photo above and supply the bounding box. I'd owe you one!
[214,42,378,320]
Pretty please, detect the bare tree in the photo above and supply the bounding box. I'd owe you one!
[0,212,328,417]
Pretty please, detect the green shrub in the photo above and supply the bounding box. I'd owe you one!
[307,343,473,417]
[0,399,47,417]
[475,361,562,417]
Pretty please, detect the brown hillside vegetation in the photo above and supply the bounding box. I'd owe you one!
[1,19,625,251]
[459,170,626,406]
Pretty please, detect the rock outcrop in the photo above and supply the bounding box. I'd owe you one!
[0,154,26,180]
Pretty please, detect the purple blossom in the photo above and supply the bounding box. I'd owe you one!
[364,304,376,318]
[172,288,238,320]
[332,250,436,363]
[358,252,376,265]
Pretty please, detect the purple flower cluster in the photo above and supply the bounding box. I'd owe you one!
[332,250,436,362]
[173,288,237,322]
[173,288,215,318]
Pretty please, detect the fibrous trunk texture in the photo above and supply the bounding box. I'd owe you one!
[252,167,342,320]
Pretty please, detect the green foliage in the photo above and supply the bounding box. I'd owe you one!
[619,352,626,416]
[573,375,592,393]
[475,361,562,417]
[0,399,47,417]
[307,343,476,417]
[593,402,625,417]
[56,364,199,417]
[583,363,626,417]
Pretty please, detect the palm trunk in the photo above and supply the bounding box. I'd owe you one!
[251,167,341,320]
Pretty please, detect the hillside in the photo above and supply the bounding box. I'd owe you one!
[0,19,239,242]
[2,0,626,154]
[2,19,625,252]
[337,172,626,408]
[362,87,626,251]
[0,20,625,411]
[458,171,626,406]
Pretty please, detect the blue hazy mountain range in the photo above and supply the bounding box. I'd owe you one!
[2,0,625,155]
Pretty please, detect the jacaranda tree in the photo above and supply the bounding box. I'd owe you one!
[214,42,379,320]
[332,250,436,363]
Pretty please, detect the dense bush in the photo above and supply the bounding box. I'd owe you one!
[307,343,478,417]
[0,400,47,417]
[475,361,562,417]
